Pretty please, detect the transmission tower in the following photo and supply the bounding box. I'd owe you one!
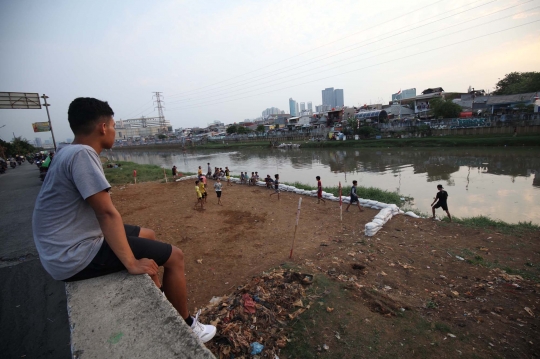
[153,92,166,133]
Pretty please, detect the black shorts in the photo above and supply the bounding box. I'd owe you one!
[350,195,359,204]
[434,202,448,211]
[216,191,222,198]
[202,192,207,198]
[64,224,172,282]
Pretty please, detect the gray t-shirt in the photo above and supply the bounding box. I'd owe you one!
[32,145,110,280]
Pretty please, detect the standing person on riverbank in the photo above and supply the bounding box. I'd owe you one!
[345,180,364,212]
[197,166,202,178]
[316,176,326,204]
[431,184,451,222]
[225,167,231,186]
[214,178,223,205]
[172,165,177,179]
[195,180,204,209]
[32,97,215,343]
[269,174,280,200]
[198,179,207,203]
[207,162,211,177]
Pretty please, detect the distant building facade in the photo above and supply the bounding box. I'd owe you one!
[307,102,313,111]
[321,87,344,108]
[391,88,416,102]
[289,98,298,116]
[35,137,42,147]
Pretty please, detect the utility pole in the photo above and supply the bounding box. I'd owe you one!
[41,94,57,151]
[153,92,166,133]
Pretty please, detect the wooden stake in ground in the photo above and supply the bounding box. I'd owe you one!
[163,168,168,183]
[133,169,137,184]
[289,197,303,259]
[339,181,342,224]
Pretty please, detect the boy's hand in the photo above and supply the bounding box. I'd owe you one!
[127,258,159,276]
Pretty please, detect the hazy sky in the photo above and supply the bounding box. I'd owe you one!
[1,0,539,143]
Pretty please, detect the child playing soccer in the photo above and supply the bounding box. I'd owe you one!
[345,180,364,212]
[214,178,223,205]
[316,176,326,204]
[194,180,204,210]
[431,184,452,222]
[269,174,280,200]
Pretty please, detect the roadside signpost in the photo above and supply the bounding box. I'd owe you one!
[0,92,57,151]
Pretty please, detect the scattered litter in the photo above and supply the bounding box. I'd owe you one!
[524,307,535,317]
[323,344,329,351]
[335,332,341,340]
[326,307,334,313]
[199,269,313,357]
[455,256,465,261]
[448,333,456,338]
[250,342,264,355]
[380,271,388,276]
[196,259,203,264]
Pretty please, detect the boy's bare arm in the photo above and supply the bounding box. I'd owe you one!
[86,191,158,276]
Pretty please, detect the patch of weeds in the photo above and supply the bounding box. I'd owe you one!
[426,301,438,309]
[502,266,539,282]
[434,322,451,333]
[452,215,540,235]
[461,248,475,257]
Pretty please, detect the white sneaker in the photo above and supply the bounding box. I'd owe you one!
[190,310,216,343]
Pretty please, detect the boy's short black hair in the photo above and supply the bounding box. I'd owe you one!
[68,97,114,135]
[316,176,321,180]
[195,180,199,184]
[353,180,357,184]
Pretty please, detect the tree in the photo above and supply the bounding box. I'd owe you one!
[493,72,540,95]
[358,126,378,138]
[226,125,238,134]
[0,137,36,158]
[236,126,248,134]
[430,98,462,118]
[157,134,167,140]
[345,117,359,136]
[256,124,265,133]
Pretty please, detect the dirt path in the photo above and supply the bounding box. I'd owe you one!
[112,180,540,358]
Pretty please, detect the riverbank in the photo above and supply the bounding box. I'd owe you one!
[115,133,540,151]
[110,179,539,358]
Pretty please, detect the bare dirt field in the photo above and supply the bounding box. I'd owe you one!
[112,180,540,358]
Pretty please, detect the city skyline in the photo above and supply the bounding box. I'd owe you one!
[1,0,539,142]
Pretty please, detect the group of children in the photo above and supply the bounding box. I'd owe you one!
[189,163,452,221]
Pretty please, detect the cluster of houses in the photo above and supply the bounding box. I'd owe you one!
[116,88,539,142]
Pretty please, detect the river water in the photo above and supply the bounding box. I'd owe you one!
[106,147,540,224]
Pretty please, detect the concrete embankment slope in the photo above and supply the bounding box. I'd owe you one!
[66,271,216,359]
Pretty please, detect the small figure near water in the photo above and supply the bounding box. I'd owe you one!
[431,184,452,222]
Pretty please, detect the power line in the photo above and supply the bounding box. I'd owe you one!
[166,0,476,99]
[165,7,538,109]
[166,19,539,112]
[166,0,498,103]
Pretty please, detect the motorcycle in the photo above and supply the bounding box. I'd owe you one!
[10,160,17,168]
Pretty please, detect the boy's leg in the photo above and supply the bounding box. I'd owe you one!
[432,206,436,219]
[445,210,452,222]
[162,247,189,319]
[345,203,351,212]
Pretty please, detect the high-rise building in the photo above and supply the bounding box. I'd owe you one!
[262,107,281,117]
[322,88,335,108]
[300,102,306,112]
[307,102,313,111]
[289,98,297,116]
[35,137,42,147]
[296,102,300,117]
[334,89,344,108]
[322,88,344,109]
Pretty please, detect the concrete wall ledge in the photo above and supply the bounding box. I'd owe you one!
[65,271,215,359]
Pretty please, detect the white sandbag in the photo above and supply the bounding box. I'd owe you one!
[365,222,381,230]
[398,209,405,214]
[372,218,385,225]
[404,211,420,218]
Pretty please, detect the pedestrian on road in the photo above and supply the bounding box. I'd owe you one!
[32,97,215,343]
[431,184,452,222]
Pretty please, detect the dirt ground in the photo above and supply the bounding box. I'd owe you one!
[112,180,540,358]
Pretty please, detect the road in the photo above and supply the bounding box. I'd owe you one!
[0,163,71,359]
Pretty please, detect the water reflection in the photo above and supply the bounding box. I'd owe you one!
[106,147,540,224]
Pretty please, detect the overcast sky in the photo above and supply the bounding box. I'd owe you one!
[1,0,539,143]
